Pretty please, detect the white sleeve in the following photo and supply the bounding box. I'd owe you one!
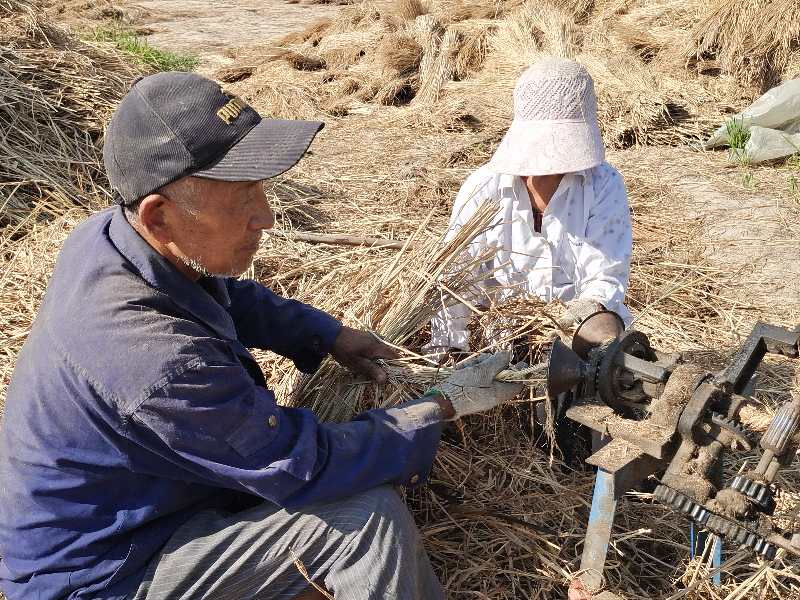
[575,168,632,315]
[427,171,494,353]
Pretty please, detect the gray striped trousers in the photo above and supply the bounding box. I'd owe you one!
[131,485,445,599]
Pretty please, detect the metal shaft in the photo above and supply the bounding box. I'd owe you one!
[579,469,617,593]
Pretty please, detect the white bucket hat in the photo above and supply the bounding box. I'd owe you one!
[488,57,605,176]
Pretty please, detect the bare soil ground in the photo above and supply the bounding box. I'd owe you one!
[134,0,343,72]
[53,0,342,73]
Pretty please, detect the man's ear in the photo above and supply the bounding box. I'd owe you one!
[137,194,173,244]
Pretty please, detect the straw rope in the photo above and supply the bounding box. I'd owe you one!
[380,360,548,386]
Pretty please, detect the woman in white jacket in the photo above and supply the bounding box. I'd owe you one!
[428,57,633,356]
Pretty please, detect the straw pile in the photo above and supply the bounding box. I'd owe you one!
[246,146,800,599]
[43,0,140,26]
[3,0,800,598]
[258,152,800,600]
[0,0,143,240]
[687,0,800,93]
[224,0,800,150]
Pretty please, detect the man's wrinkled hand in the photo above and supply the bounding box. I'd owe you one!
[331,326,399,384]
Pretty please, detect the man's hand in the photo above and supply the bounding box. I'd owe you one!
[437,352,523,420]
[331,326,399,384]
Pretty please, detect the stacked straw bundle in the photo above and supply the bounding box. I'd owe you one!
[0,0,143,240]
[687,0,800,93]
[225,0,799,150]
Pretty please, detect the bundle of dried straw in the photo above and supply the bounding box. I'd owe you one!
[0,0,142,241]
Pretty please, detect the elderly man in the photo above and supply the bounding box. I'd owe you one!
[0,73,521,600]
[428,57,632,356]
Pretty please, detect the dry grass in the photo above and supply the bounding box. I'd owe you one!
[232,0,791,148]
[4,1,800,599]
[277,17,334,46]
[273,48,326,71]
[246,133,800,599]
[214,64,256,83]
[377,32,423,75]
[393,0,427,21]
[230,45,800,592]
[0,0,143,240]
[688,0,800,92]
[234,61,800,591]
[449,19,495,79]
[42,0,144,27]
[434,0,520,23]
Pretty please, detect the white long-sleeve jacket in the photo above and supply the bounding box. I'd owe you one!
[430,162,633,352]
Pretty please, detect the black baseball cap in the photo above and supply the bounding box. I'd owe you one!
[103,71,324,205]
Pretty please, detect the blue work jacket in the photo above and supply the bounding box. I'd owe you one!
[0,207,442,600]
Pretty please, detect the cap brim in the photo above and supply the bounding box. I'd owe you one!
[194,118,324,181]
[488,118,604,176]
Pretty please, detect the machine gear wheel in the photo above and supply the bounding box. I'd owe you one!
[656,484,778,560]
[594,331,657,412]
[654,484,710,525]
[710,412,753,450]
[730,475,775,514]
[705,513,777,560]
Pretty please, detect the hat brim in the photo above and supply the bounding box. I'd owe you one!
[488,118,605,176]
[194,118,324,181]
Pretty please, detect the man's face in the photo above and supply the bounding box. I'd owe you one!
[165,178,274,278]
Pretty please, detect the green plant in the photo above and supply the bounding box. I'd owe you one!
[86,29,198,72]
[725,116,751,150]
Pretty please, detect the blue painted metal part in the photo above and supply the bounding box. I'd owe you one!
[580,468,618,591]
[690,522,722,586]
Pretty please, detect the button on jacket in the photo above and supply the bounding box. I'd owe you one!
[0,207,442,600]
[430,162,633,351]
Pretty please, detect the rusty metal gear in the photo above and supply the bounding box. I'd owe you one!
[654,484,710,525]
[705,513,777,560]
[655,484,778,560]
[730,475,775,514]
[710,412,753,450]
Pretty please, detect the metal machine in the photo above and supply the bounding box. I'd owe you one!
[548,312,800,598]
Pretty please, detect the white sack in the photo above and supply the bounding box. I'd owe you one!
[705,78,800,162]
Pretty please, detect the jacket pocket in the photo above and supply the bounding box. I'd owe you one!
[225,397,281,458]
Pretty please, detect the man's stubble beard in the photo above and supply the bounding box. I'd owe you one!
[178,252,252,279]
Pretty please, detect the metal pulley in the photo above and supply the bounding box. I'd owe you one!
[547,310,671,412]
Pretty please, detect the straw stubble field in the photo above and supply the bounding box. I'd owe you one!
[3,0,800,598]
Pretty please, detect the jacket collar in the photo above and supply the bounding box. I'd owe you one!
[108,206,236,340]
